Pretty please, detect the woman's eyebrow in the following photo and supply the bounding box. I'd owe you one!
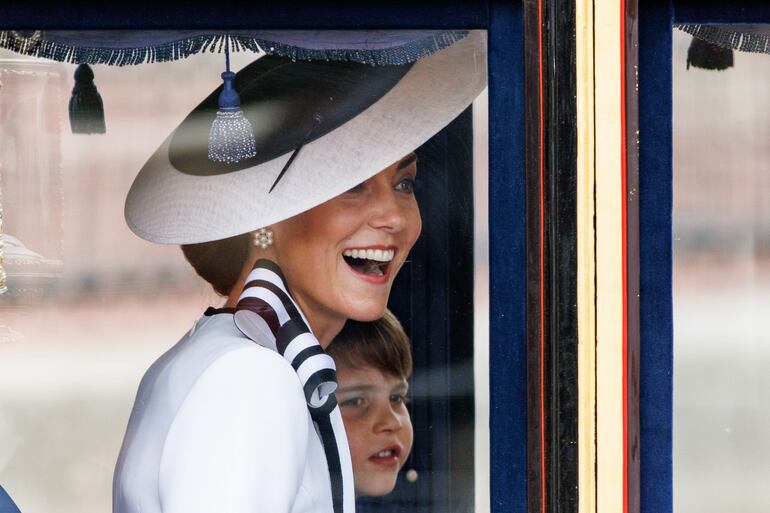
[396,153,417,171]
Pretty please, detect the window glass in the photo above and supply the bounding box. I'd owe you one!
[0,31,489,513]
[674,25,770,513]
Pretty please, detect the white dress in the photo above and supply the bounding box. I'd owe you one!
[113,310,335,513]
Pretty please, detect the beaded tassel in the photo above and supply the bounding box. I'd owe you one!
[68,64,106,134]
[687,36,734,71]
[208,39,257,163]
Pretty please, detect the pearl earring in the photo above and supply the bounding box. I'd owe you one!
[254,228,274,249]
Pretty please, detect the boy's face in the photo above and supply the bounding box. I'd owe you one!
[336,365,414,497]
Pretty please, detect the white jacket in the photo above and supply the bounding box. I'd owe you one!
[113,310,335,513]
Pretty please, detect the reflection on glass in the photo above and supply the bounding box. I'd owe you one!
[0,51,230,513]
[1,202,6,295]
[0,60,64,301]
[674,26,770,513]
[0,34,489,513]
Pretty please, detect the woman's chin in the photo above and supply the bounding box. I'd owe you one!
[344,303,389,322]
[337,276,393,321]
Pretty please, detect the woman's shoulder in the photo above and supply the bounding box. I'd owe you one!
[158,322,310,447]
[163,335,310,453]
[137,314,303,408]
[197,343,300,391]
[157,333,313,513]
[185,316,301,393]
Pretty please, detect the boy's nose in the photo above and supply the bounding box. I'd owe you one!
[373,404,403,433]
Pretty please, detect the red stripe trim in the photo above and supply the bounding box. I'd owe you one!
[620,2,629,513]
[538,0,547,511]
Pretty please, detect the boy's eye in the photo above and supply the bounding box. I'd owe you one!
[340,397,365,408]
[390,394,409,404]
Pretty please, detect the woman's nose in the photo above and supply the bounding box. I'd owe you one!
[367,187,407,232]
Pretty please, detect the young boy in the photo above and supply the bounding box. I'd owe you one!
[327,309,414,497]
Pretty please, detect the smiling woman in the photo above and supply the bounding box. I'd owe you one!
[113,31,486,513]
[251,154,422,339]
[0,20,495,513]
[182,152,421,343]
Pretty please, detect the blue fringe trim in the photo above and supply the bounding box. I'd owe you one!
[0,30,468,66]
[677,24,770,55]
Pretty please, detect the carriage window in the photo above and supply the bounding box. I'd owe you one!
[0,31,489,513]
[674,25,770,513]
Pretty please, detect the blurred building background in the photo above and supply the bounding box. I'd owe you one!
[1,26,764,513]
[0,47,255,513]
[0,40,490,513]
[674,28,770,512]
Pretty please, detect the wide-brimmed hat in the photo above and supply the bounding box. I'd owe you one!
[124,30,487,245]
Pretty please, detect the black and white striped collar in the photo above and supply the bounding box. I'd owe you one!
[233,259,355,513]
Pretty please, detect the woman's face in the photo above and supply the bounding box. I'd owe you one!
[271,154,421,329]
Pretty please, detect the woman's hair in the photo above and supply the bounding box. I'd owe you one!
[181,233,252,296]
[327,309,413,379]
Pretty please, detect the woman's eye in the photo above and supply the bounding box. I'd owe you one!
[395,177,416,193]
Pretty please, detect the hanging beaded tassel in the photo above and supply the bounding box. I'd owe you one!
[208,38,257,163]
[686,36,733,71]
[68,64,106,134]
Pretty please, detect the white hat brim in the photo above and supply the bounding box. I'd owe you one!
[125,30,487,244]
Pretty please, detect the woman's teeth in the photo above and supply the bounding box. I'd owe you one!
[374,450,395,458]
[343,248,395,277]
[342,248,395,262]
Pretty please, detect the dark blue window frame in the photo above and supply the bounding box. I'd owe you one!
[640,2,770,513]
[0,2,527,512]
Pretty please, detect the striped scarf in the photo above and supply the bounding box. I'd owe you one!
[233,259,355,513]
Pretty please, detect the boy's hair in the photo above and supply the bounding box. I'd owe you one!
[327,309,412,379]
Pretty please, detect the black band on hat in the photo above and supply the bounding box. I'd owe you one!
[169,55,413,176]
